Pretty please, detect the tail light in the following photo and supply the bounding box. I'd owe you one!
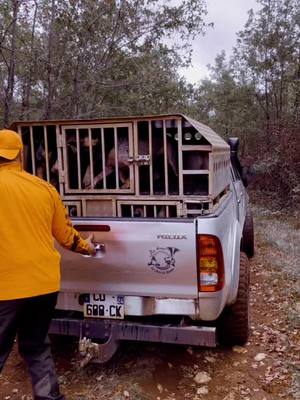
[197,234,224,292]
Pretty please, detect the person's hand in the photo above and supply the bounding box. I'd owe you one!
[86,234,96,256]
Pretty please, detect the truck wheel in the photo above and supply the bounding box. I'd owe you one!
[242,208,254,258]
[217,252,250,345]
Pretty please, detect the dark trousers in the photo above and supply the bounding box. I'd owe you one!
[0,292,64,400]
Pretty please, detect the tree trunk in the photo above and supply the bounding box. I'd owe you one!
[43,0,56,119]
[293,51,300,123]
[20,0,38,120]
[3,0,19,127]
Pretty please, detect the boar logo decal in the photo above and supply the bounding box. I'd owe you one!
[148,247,180,274]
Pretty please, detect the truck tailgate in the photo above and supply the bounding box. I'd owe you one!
[58,219,198,298]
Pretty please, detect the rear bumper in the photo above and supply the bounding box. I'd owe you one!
[49,317,216,347]
[56,292,224,321]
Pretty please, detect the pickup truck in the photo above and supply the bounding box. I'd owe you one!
[11,114,254,365]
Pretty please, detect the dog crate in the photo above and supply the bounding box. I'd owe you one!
[11,114,231,217]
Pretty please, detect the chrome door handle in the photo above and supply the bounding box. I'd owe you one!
[83,242,105,258]
[95,243,105,253]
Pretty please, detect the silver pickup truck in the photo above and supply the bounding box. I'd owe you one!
[11,114,254,365]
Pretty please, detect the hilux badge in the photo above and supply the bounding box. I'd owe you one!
[157,234,187,240]
[148,247,180,274]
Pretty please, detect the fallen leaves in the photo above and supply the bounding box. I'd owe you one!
[193,371,212,385]
[254,353,266,362]
[232,346,248,354]
[1,205,299,400]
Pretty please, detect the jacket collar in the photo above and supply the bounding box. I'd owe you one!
[0,161,23,171]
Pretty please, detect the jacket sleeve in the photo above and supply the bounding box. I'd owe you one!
[51,187,91,254]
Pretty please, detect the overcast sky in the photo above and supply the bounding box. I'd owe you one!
[180,0,260,84]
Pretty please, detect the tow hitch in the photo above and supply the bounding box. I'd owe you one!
[78,330,120,367]
[50,318,216,365]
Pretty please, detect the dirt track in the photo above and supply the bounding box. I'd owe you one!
[0,205,299,400]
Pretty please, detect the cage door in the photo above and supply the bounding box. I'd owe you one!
[61,124,134,194]
[135,118,180,196]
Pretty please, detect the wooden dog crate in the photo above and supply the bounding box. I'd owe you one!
[10,115,231,218]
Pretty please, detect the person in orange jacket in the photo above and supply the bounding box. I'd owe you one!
[0,129,96,400]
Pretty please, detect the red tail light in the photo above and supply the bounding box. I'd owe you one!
[197,234,225,292]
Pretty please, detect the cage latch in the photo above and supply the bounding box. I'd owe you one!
[127,155,151,165]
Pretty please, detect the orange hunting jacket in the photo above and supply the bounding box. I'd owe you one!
[0,162,90,300]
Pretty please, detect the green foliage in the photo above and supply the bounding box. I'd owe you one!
[232,0,300,128]
[0,0,209,123]
[0,0,298,204]
[191,51,259,156]
[191,0,299,203]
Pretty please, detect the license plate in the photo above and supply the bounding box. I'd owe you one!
[83,294,124,319]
